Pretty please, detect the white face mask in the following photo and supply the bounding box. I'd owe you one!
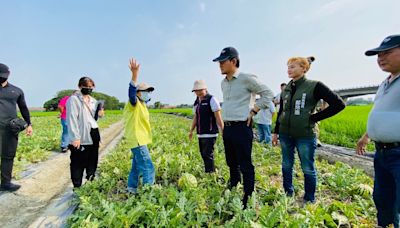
[139,91,151,103]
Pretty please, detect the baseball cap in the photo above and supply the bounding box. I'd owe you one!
[365,35,400,56]
[0,63,10,78]
[212,47,239,62]
[137,82,154,92]
[192,80,207,91]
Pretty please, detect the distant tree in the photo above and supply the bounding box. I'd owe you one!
[346,97,373,106]
[154,101,162,109]
[177,104,192,108]
[43,89,123,111]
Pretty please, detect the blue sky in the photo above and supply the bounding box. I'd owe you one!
[1,0,399,107]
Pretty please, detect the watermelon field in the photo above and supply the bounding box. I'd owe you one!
[5,105,377,227]
[67,107,376,227]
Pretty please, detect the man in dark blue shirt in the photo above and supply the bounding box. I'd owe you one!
[0,63,33,192]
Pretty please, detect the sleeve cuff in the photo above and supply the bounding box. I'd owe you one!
[130,80,137,87]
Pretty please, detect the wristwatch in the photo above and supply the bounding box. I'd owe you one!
[250,109,258,115]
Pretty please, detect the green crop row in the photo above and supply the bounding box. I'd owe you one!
[68,114,375,227]
[150,106,375,151]
[149,108,193,117]
[27,110,123,117]
[318,105,375,151]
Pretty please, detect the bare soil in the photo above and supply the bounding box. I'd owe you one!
[0,121,124,228]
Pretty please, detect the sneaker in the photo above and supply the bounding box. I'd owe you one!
[127,187,137,194]
[0,182,21,192]
[317,140,322,147]
[61,147,68,153]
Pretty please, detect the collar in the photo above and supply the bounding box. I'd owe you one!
[233,70,240,78]
[290,75,307,87]
[388,73,400,84]
[224,70,241,81]
[1,81,9,88]
[75,91,93,103]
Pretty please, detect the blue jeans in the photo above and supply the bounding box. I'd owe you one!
[127,145,155,192]
[373,145,400,228]
[60,119,69,148]
[257,124,272,144]
[279,134,317,202]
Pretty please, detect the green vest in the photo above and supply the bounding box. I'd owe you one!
[278,77,318,138]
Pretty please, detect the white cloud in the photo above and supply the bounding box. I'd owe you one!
[199,2,206,13]
[177,23,185,30]
[293,0,366,23]
[316,0,348,17]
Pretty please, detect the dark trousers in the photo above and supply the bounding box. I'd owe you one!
[198,137,216,173]
[373,145,400,228]
[69,128,100,188]
[0,126,18,185]
[223,123,254,200]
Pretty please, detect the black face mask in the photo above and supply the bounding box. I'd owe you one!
[81,88,93,95]
[0,77,7,84]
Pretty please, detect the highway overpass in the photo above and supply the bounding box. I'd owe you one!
[334,85,379,99]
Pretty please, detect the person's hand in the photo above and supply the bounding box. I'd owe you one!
[247,111,256,127]
[189,131,193,141]
[26,125,33,136]
[72,140,81,149]
[356,133,369,155]
[129,58,140,82]
[272,134,279,147]
[98,109,105,118]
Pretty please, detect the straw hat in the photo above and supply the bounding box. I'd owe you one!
[137,82,154,92]
[192,80,207,92]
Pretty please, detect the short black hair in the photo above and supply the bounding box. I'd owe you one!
[231,57,240,68]
[78,76,95,87]
[280,83,287,87]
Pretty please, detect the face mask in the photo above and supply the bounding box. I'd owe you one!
[139,91,151,103]
[81,88,93,95]
[0,77,7,84]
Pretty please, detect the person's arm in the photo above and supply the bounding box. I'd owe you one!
[210,96,224,132]
[66,96,81,148]
[272,97,283,146]
[17,90,33,136]
[128,58,140,106]
[189,114,197,141]
[247,75,274,111]
[310,82,346,122]
[58,105,64,114]
[128,82,138,105]
[214,110,224,133]
[246,75,274,126]
[356,132,369,155]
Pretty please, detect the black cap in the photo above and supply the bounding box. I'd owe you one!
[212,47,239,62]
[0,63,10,78]
[365,35,400,56]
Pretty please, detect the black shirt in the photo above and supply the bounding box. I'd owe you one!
[274,81,345,134]
[0,82,31,127]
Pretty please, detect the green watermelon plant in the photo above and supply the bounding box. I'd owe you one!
[68,114,376,227]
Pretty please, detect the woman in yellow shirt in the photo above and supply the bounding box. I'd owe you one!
[124,58,155,194]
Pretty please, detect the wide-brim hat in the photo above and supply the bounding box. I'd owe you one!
[137,82,154,92]
[192,80,207,92]
[365,35,400,56]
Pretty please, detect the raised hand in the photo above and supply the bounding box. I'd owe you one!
[129,58,140,83]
